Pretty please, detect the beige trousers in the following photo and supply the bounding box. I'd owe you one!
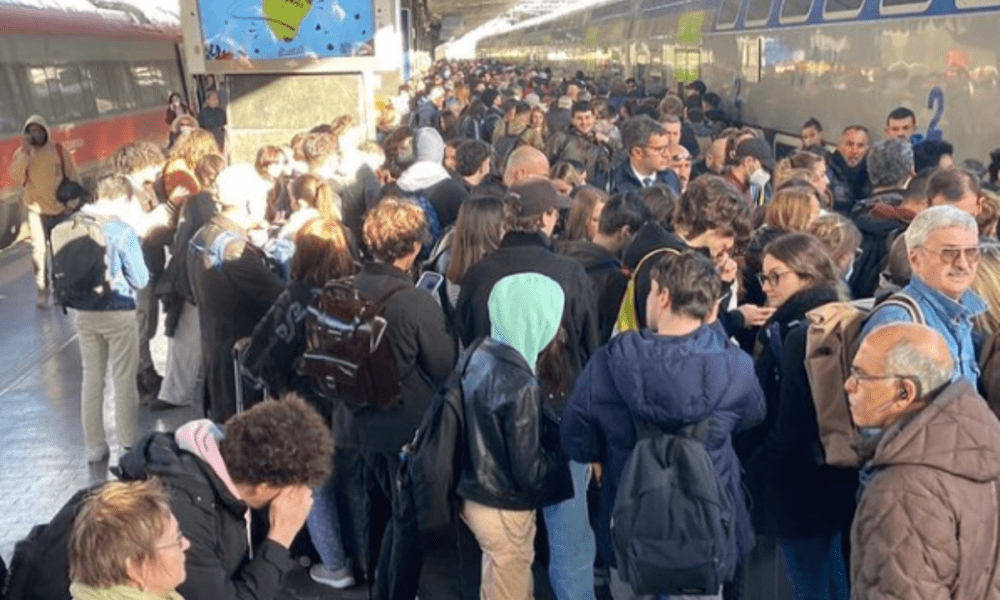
[462,500,536,600]
[76,309,140,451]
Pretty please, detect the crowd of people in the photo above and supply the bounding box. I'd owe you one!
[9,58,1000,600]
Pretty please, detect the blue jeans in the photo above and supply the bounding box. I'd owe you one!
[776,531,848,600]
[543,460,596,600]
[308,474,348,570]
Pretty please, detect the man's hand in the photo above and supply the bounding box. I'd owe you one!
[716,255,738,284]
[737,304,775,327]
[266,485,313,549]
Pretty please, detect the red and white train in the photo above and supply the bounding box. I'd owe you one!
[0,4,185,249]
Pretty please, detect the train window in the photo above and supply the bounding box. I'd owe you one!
[82,63,123,115]
[956,0,1000,7]
[50,66,96,123]
[823,0,864,17]
[0,69,21,135]
[25,67,56,123]
[716,0,741,28]
[109,63,139,111]
[780,0,814,21]
[746,0,773,24]
[131,63,169,108]
[879,0,931,13]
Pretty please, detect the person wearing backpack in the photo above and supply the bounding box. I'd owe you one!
[9,114,79,307]
[861,205,986,386]
[560,251,765,599]
[737,233,858,600]
[58,175,149,464]
[393,127,469,232]
[457,272,574,600]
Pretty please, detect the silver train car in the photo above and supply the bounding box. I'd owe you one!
[478,0,1000,162]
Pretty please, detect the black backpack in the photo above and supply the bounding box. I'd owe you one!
[611,417,737,596]
[297,277,409,409]
[50,214,111,311]
[5,485,99,600]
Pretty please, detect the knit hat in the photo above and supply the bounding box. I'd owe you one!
[415,127,445,163]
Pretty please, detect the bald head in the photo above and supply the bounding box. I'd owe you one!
[848,323,954,428]
[503,146,550,188]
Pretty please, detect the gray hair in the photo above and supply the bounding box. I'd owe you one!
[866,138,914,188]
[903,204,978,249]
[882,337,953,398]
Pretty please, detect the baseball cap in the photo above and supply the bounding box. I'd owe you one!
[735,137,776,171]
[506,178,573,216]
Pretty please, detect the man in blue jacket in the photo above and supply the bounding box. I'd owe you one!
[608,116,681,195]
[560,251,765,599]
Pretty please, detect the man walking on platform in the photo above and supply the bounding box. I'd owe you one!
[8,115,78,307]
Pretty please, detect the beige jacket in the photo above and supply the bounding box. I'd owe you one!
[8,115,78,215]
[851,379,1000,600]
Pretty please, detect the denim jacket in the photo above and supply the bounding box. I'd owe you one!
[862,276,986,386]
[79,204,149,310]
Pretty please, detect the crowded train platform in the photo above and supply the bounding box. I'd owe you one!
[4,52,1000,600]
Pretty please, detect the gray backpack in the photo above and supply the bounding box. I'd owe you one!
[611,417,736,596]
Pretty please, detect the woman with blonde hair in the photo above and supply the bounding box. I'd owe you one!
[69,479,189,600]
[743,186,823,305]
[276,173,342,240]
[808,212,862,283]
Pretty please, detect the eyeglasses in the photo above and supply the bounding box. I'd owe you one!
[670,154,692,163]
[847,367,904,383]
[756,270,796,288]
[156,531,187,551]
[917,244,982,265]
[645,145,671,155]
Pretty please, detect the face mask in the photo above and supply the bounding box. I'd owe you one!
[843,262,854,284]
[857,426,884,440]
[750,167,771,188]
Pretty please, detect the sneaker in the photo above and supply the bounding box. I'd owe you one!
[86,443,109,463]
[309,564,355,589]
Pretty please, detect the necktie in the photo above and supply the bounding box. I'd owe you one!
[643,177,654,187]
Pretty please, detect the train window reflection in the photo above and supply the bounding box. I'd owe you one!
[0,68,21,134]
[26,67,56,123]
[717,0,741,28]
[780,0,814,20]
[746,0,773,23]
[51,66,95,122]
[131,63,169,108]
[824,0,863,16]
[880,0,930,12]
[83,63,122,114]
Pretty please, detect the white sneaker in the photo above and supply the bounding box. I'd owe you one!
[309,563,355,589]
[86,443,109,463]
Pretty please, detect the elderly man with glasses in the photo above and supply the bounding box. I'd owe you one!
[861,205,986,385]
[846,322,1000,600]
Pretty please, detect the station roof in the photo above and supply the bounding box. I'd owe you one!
[429,0,522,39]
[0,0,180,26]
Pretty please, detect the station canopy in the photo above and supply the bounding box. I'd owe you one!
[0,0,179,25]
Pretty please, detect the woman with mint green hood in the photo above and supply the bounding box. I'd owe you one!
[456,272,574,600]
[68,479,189,600]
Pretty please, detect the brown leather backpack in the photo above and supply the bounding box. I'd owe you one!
[297,277,408,409]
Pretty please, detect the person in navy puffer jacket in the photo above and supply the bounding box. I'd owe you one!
[560,250,765,599]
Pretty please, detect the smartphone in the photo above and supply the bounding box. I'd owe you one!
[416,271,444,296]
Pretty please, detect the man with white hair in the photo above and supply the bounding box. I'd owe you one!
[187,167,284,422]
[862,205,986,384]
[847,322,1000,600]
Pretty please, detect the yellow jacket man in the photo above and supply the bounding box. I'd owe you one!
[8,115,79,304]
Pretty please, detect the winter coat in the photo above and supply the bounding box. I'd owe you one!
[117,427,297,600]
[851,379,1000,600]
[187,214,284,422]
[737,286,840,462]
[849,201,910,299]
[545,126,613,190]
[607,157,681,196]
[455,231,601,413]
[157,192,217,336]
[8,115,78,215]
[560,324,766,567]
[828,152,870,215]
[394,163,469,230]
[620,222,689,329]
[332,261,456,455]
[744,301,859,537]
[556,239,629,344]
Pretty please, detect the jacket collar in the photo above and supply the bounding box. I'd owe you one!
[905,276,986,322]
[500,231,551,250]
[768,285,841,328]
[362,260,412,282]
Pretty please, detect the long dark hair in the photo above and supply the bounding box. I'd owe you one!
[538,327,570,399]
[446,196,505,285]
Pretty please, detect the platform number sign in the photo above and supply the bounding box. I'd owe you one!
[925,86,945,142]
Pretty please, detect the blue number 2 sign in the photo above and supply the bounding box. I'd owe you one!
[926,86,945,142]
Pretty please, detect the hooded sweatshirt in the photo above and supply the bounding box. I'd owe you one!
[456,273,573,510]
[561,325,766,566]
[8,115,79,215]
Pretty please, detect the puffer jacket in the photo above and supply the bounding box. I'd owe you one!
[560,324,766,567]
[851,379,1000,600]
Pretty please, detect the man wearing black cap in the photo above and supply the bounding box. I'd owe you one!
[455,177,602,600]
[726,136,775,206]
